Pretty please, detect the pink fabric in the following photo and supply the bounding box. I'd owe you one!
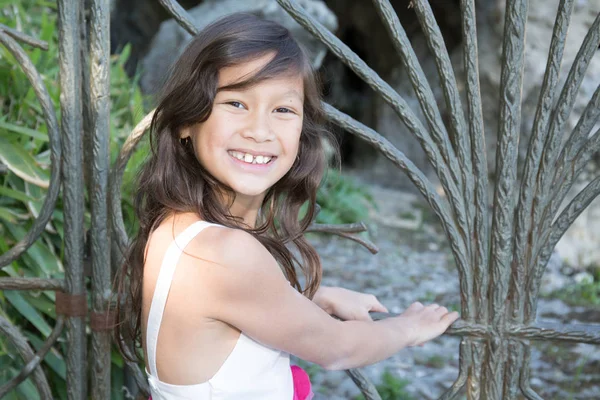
[148,365,313,400]
[291,365,314,400]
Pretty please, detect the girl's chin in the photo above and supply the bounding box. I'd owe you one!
[231,185,270,199]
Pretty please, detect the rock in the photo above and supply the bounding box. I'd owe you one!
[573,271,595,284]
[540,251,571,295]
[139,0,337,93]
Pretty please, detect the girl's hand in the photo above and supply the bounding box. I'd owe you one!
[393,302,460,347]
[313,286,388,321]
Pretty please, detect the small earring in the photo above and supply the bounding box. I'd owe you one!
[180,137,191,147]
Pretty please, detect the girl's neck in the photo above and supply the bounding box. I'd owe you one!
[225,192,266,229]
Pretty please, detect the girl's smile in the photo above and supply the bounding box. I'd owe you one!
[227,150,277,171]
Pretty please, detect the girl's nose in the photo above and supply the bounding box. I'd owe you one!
[240,112,275,142]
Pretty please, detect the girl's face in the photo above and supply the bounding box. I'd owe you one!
[181,54,304,200]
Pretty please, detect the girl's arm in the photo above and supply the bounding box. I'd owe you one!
[186,227,458,371]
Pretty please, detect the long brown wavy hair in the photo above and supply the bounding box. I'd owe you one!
[115,13,337,361]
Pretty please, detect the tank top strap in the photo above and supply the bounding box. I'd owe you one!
[146,220,223,378]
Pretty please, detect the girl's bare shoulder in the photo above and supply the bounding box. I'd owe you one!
[146,212,271,270]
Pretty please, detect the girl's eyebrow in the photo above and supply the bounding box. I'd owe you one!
[281,89,303,101]
[216,87,303,101]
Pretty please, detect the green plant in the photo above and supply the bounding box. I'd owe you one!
[550,268,600,307]
[0,1,148,398]
[354,370,414,400]
[315,169,376,225]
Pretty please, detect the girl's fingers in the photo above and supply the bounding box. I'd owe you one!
[369,301,388,313]
[442,311,460,323]
[435,306,448,314]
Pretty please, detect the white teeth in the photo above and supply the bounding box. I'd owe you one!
[229,151,273,165]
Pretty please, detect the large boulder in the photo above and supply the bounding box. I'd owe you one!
[139,0,337,94]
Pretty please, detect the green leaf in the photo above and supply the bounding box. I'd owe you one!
[22,292,56,319]
[4,224,63,276]
[0,186,33,204]
[25,333,66,380]
[25,182,50,222]
[4,291,52,337]
[0,136,49,188]
[0,121,48,141]
[0,206,19,224]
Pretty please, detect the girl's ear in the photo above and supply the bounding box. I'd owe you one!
[179,126,191,139]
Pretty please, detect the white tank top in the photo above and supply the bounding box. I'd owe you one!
[145,221,294,399]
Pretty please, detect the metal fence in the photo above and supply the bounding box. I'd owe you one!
[1,0,599,399]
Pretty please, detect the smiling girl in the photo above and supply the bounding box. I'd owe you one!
[115,13,459,400]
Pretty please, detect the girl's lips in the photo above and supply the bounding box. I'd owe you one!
[228,152,277,171]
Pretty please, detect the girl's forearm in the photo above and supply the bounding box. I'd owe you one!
[323,318,412,370]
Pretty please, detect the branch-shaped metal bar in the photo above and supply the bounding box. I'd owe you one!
[370,0,472,290]
[114,335,151,397]
[88,0,112,397]
[508,320,600,344]
[0,316,65,398]
[530,11,600,258]
[370,0,459,192]
[0,315,53,399]
[57,2,86,397]
[525,175,600,322]
[484,0,529,397]
[411,0,474,257]
[158,0,200,36]
[546,128,600,225]
[552,83,600,183]
[323,103,474,316]
[109,110,155,254]
[439,339,469,400]
[0,31,62,268]
[519,346,544,400]
[540,85,600,236]
[0,23,49,50]
[275,1,467,222]
[503,340,524,400]
[370,313,488,339]
[459,1,491,394]
[0,278,64,291]
[468,341,485,399]
[373,312,600,344]
[345,369,383,400]
[512,0,574,325]
[305,222,379,254]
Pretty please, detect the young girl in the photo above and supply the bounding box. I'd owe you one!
[116,12,459,400]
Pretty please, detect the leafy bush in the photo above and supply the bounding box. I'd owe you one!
[551,267,600,307]
[354,370,415,400]
[315,169,376,225]
[0,1,146,398]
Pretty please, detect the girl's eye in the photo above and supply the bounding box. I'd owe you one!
[227,101,245,109]
[274,107,294,114]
